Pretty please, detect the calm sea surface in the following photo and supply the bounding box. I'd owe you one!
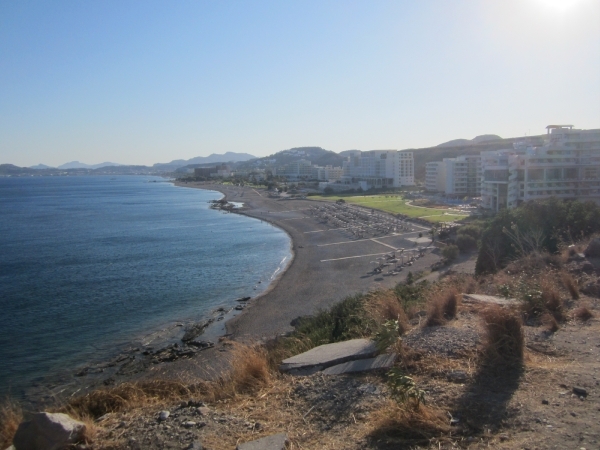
[0,176,291,397]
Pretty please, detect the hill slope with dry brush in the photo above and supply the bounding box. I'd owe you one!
[3,238,600,449]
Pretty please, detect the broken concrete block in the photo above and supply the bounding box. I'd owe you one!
[279,339,378,375]
[322,353,397,375]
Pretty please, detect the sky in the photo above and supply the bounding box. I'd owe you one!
[1,0,599,167]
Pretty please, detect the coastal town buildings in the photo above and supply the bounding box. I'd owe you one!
[194,164,232,178]
[339,150,415,190]
[481,125,600,210]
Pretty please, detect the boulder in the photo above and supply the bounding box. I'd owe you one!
[584,238,600,258]
[13,412,86,450]
[236,433,288,450]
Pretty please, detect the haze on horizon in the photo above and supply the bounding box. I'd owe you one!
[1,0,599,168]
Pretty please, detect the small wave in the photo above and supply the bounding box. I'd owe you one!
[271,256,289,279]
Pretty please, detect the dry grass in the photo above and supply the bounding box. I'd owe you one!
[480,305,524,365]
[541,283,565,322]
[542,313,560,333]
[574,305,594,321]
[369,401,450,444]
[65,343,274,420]
[226,342,272,395]
[0,398,22,449]
[560,272,580,299]
[424,288,459,327]
[66,379,208,419]
[365,291,409,335]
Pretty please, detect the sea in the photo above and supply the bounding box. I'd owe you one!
[0,176,291,398]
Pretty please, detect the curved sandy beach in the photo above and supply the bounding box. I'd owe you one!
[175,182,439,341]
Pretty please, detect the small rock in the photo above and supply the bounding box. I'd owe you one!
[182,421,196,428]
[499,434,509,441]
[180,401,188,408]
[186,442,203,450]
[573,387,588,397]
[196,407,211,416]
[542,399,549,405]
[236,433,288,450]
[159,411,170,421]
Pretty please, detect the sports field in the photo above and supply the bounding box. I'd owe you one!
[310,194,469,223]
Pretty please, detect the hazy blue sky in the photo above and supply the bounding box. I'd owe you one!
[1,0,599,167]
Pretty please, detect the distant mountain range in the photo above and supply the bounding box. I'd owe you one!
[436,134,502,148]
[153,152,256,171]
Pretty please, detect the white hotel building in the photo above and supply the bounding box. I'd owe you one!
[481,125,600,211]
[425,155,481,197]
[341,150,414,189]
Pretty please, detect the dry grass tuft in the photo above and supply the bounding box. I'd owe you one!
[369,401,449,444]
[560,272,580,300]
[424,288,459,327]
[481,305,524,365]
[0,398,22,449]
[542,284,565,322]
[542,313,560,333]
[366,291,409,335]
[66,379,207,418]
[227,342,272,395]
[574,305,594,321]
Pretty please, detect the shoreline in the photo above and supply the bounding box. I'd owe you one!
[25,181,442,406]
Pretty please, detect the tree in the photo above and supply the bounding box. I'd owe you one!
[324,186,334,194]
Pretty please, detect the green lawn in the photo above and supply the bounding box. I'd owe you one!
[310,194,468,223]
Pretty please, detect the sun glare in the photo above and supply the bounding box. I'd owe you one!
[533,0,588,12]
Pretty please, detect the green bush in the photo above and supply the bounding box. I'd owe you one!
[476,198,600,275]
[456,234,477,252]
[442,244,459,261]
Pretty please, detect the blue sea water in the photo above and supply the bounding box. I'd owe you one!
[0,176,291,397]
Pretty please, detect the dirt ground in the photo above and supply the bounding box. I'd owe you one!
[90,288,600,450]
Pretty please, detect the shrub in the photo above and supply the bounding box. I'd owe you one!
[456,234,477,253]
[542,313,560,333]
[574,305,594,321]
[367,291,409,335]
[424,289,459,327]
[560,272,580,299]
[386,368,426,407]
[481,305,524,365]
[457,224,482,240]
[542,285,564,322]
[228,343,271,394]
[375,320,401,353]
[442,244,459,262]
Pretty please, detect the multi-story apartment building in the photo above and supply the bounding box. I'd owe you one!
[425,162,445,192]
[341,150,414,189]
[443,155,481,197]
[481,125,600,211]
[312,165,344,181]
[425,155,481,197]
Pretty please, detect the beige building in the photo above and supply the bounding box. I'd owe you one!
[481,125,600,211]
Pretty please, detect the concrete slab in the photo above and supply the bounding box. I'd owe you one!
[462,294,517,306]
[236,433,288,450]
[322,353,397,375]
[279,339,378,375]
